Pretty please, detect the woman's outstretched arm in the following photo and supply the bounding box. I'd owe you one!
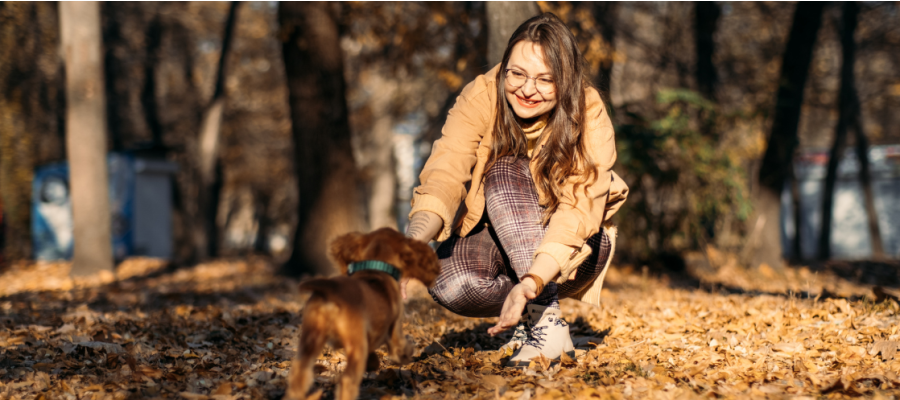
[400,210,443,299]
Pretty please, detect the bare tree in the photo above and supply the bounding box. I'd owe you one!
[751,2,825,269]
[851,102,885,260]
[59,1,114,276]
[195,1,240,260]
[0,3,65,264]
[819,2,884,260]
[591,2,618,114]
[486,2,541,67]
[279,2,365,276]
[695,2,720,101]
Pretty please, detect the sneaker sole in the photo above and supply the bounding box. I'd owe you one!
[504,350,576,368]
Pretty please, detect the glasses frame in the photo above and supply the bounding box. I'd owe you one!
[504,68,556,96]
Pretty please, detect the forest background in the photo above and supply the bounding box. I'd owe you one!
[1,1,899,277]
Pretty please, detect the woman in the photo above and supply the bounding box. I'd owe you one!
[404,13,628,367]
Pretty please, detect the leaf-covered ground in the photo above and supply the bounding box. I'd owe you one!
[2,253,900,399]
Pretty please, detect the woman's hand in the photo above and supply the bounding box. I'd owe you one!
[400,277,411,300]
[487,254,561,335]
[487,280,537,336]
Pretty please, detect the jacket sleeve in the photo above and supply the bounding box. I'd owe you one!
[534,88,626,282]
[409,77,492,241]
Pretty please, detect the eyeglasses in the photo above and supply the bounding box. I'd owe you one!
[505,69,555,95]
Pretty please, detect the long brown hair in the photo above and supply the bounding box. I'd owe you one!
[487,12,597,222]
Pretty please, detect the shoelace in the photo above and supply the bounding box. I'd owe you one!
[511,323,529,343]
[524,325,547,349]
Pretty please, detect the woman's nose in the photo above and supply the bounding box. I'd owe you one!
[519,79,538,97]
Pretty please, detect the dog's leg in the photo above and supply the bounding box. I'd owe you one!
[337,338,367,400]
[285,312,328,400]
[387,309,412,365]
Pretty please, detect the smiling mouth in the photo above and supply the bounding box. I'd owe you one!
[516,95,542,108]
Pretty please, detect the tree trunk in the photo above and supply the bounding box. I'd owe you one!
[751,2,825,269]
[59,1,114,276]
[486,1,541,67]
[591,2,617,116]
[819,110,848,260]
[279,2,364,276]
[695,2,720,101]
[195,1,240,261]
[694,1,720,243]
[788,165,803,262]
[363,102,398,231]
[0,2,65,264]
[100,3,166,151]
[819,2,883,260]
[852,106,885,259]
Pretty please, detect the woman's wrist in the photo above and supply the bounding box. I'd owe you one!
[406,211,442,243]
[520,273,544,296]
[520,277,538,291]
[527,253,561,286]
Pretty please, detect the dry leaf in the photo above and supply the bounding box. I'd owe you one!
[870,341,900,361]
[772,342,803,354]
[179,393,209,400]
[481,374,507,390]
[212,383,232,395]
[533,353,551,371]
[75,341,125,354]
[559,351,577,368]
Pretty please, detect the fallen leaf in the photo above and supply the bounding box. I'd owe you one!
[481,374,507,390]
[559,351,577,367]
[212,382,232,395]
[75,341,125,354]
[179,393,208,400]
[772,342,803,354]
[870,341,900,361]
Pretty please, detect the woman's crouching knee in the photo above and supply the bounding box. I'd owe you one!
[428,278,504,319]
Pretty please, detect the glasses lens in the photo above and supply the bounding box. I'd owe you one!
[536,80,554,94]
[506,70,526,87]
[507,70,555,95]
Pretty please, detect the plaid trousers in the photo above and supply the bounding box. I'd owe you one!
[428,156,611,318]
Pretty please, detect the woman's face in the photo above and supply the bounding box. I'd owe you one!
[504,41,557,121]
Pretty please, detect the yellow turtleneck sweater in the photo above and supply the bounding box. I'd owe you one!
[521,114,549,158]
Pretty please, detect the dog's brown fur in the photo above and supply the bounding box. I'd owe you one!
[284,228,440,400]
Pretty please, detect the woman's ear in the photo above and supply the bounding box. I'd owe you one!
[329,232,366,274]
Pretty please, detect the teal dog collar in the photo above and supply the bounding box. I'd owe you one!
[348,260,402,281]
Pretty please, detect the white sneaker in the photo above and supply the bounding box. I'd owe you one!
[506,304,575,368]
[498,321,530,357]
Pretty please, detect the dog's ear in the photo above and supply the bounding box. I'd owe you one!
[398,237,441,288]
[329,232,367,274]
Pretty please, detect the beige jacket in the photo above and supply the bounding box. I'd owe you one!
[410,64,629,306]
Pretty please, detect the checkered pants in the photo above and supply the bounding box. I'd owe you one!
[428,156,611,318]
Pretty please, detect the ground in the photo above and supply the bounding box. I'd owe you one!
[1,253,899,399]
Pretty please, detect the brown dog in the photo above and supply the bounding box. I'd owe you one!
[284,227,440,400]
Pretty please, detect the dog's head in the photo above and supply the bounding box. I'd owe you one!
[329,227,441,287]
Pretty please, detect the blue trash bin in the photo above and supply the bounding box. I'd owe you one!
[32,153,177,261]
